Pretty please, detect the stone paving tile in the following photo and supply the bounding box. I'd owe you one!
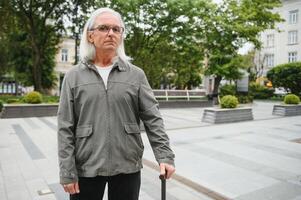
[14,148,42,181]
[139,190,155,200]
[26,178,56,200]
[48,183,68,200]
[234,182,301,200]
[38,117,57,132]
[34,159,60,185]
[23,118,40,129]
[1,160,32,200]
[197,140,301,174]
[0,167,8,200]
[185,144,298,182]
[12,124,45,160]
[232,134,301,155]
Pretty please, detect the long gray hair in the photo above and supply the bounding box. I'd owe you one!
[79,8,131,65]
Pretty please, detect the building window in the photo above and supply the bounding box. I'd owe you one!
[289,10,298,24]
[288,31,298,45]
[265,54,274,67]
[288,52,297,63]
[61,49,68,62]
[266,34,274,47]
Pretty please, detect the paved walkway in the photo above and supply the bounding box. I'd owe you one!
[144,101,301,200]
[0,101,301,200]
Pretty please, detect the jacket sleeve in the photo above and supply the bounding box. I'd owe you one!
[57,75,78,184]
[138,72,175,166]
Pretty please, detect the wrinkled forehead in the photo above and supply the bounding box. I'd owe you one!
[94,12,121,26]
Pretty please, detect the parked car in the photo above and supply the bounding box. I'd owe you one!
[274,87,289,96]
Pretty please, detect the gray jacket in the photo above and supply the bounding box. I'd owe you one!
[57,59,175,184]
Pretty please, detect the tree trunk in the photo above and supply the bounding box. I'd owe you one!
[74,35,79,65]
[210,75,222,105]
[26,11,43,93]
[213,75,222,96]
[32,51,43,92]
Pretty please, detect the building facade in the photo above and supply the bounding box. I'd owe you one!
[54,37,77,95]
[256,0,301,77]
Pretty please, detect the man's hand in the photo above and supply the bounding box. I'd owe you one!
[159,163,175,179]
[62,182,80,194]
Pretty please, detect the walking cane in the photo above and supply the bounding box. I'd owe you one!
[159,174,166,200]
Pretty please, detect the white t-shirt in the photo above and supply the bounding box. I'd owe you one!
[95,64,114,89]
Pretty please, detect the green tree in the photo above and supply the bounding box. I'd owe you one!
[204,0,283,95]
[3,0,72,92]
[68,0,96,65]
[267,62,301,95]
[1,1,96,92]
[95,0,206,89]
[0,0,16,77]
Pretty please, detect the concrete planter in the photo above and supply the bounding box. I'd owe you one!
[1,104,58,118]
[0,100,214,118]
[272,104,301,116]
[202,107,253,124]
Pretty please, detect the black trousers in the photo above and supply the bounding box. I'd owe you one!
[70,171,141,200]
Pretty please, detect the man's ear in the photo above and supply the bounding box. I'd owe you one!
[87,32,94,43]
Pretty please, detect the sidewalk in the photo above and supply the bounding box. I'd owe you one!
[143,101,301,200]
[0,101,301,200]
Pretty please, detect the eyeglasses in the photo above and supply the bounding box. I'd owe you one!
[90,25,124,34]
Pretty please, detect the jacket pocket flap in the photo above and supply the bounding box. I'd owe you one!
[124,123,140,134]
[76,125,92,138]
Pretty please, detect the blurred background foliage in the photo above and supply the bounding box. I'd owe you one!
[0,0,283,93]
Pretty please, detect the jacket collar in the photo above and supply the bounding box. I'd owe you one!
[81,57,127,72]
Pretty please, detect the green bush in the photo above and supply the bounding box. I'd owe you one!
[220,95,239,108]
[270,95,284,101]
[6,98,20,104]
[219,84,253,103]
[219,84,236,97]
[24,91,43,104]
[249,82,274,99]
[0,100,3,112]
[237,94,253,104]
[284,94,300,104]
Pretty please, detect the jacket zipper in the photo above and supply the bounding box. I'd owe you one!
[106,68,116,176]
[106,81,111,176]
[91,66,113,176]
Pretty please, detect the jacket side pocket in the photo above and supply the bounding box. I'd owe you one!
[75,125,93,165]
[124,123,144,161]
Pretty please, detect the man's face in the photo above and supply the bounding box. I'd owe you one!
[88,13,123,54]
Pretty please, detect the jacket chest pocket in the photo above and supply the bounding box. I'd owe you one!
[124,123,144,161]
[75,125,93,165]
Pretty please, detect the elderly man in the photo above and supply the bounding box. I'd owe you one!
[57,7,175,200]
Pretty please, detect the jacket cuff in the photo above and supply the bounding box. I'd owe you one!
[60,172,78,184]
[60,176,78,185]
[158,158,175,167]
